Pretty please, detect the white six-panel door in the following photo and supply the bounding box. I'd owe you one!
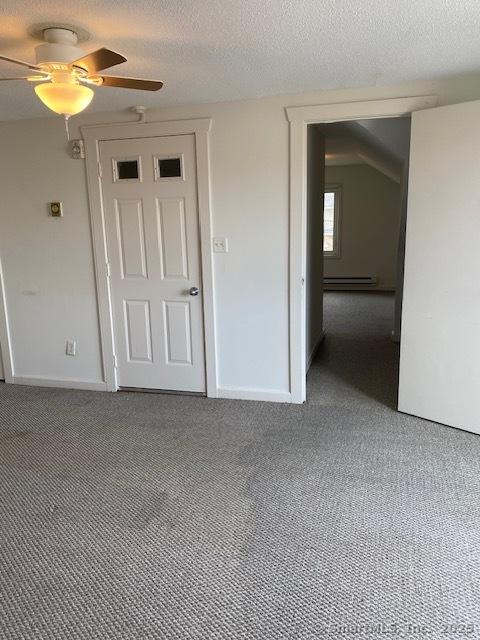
[99,135,206,392]
[399,100,480,434]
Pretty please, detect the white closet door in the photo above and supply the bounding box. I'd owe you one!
[100,134,206,392]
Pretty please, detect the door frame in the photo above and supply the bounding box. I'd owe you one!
[286,96,437,403]
[81,118,218,395]
[0,254,13,382]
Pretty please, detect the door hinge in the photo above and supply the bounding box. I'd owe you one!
[97,162,102,178]
[113,354,118,368]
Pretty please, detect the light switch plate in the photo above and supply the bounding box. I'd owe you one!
[66,340,76,356]
[213,237,228,253]
[49,202,63,217]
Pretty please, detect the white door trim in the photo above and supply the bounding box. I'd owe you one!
[286,95,438,403]
[0,254,13,382]
[81,118,218,396]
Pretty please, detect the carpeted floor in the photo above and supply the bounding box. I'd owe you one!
[1,292,480,639]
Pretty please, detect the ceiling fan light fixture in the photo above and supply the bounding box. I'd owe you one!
[34,81,94,116]
[1,26,164,122]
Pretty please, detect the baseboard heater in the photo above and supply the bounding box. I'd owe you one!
[324,276,378,287]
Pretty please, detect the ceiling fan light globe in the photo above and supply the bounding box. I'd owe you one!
[34,81,93,116]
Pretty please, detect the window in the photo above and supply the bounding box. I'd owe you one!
[114,157,141,182]
[155,155,184,180]
[117,160,139,180]
[324,185,341,257]
[158,157,182,178]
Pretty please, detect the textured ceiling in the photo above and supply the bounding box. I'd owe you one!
[1,0,480,120]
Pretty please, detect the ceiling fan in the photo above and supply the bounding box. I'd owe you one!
[0,25,163,119]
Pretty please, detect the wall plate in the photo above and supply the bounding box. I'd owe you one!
[70,139,85,159]
[49,202,63,217]
[213,237,228,253]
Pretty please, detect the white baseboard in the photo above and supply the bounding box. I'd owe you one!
[324,285,395,292]
[217,386,292,403]
[10,376,108,392]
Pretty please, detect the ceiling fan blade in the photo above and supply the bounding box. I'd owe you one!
[0,54,42,71]
[0,75,48,82]
[97,75,163,91]
[72,48,126,74]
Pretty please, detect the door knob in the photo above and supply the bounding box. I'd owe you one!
[189,286,199,296]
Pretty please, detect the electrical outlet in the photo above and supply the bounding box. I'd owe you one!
[213,237,228,253]
[66,340,76,356]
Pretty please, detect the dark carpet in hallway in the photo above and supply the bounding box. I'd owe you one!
[1,292,479,639]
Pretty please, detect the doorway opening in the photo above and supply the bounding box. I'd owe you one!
[305,116,412,407]
[289,96,480,433]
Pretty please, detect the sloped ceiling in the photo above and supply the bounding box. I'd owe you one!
[325,135,402,182]
[2,0,480,120]
[322,117,411,182]
[353,118,411,162]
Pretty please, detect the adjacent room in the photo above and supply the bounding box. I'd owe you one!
[1,2,480,638]
[305,117,411,408]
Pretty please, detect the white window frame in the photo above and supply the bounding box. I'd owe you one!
[323,184,342,259]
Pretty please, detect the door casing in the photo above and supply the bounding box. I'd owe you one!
[82,118,218,396]
[0,255,13,382]
[286,96,438,404]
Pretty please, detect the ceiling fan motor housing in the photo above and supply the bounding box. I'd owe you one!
[35,28,84,66]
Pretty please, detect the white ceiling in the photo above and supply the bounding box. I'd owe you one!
[1,0,480,120]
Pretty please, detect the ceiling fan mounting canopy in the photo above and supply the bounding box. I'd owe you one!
[28,22,91,43]
[34,27,86,67]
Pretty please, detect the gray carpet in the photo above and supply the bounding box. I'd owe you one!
[1,292,480,639]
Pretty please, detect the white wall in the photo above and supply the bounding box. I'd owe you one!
[0,102,290,395]
[0,120,104,386]
[1,73,480,398]
[393,161,410,341]
[306,126,325,369]
[324,164,401,290]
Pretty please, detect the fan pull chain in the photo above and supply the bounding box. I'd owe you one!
[64,115,71,141]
